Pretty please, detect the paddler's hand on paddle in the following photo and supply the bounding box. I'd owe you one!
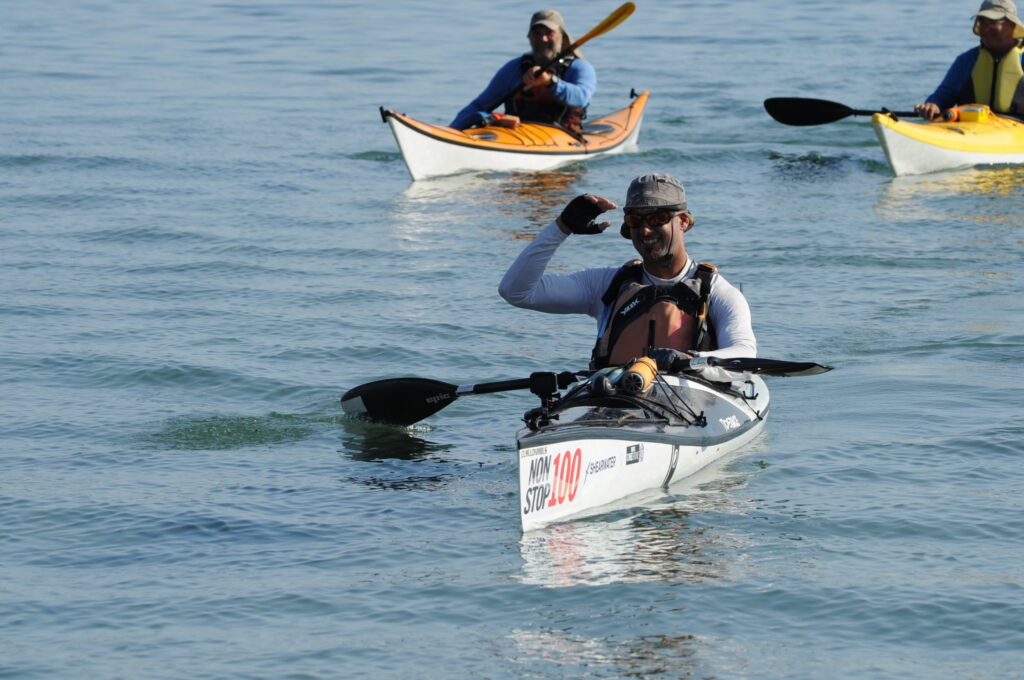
[648,348,693,373]
[557,194,618,235]
[523,66,556,91]
[914,102,940,121]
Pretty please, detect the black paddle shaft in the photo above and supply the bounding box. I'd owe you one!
[704,357,833,377]
[483,50,573,114]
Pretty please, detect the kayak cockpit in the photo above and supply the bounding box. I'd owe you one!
[522,370,758,433]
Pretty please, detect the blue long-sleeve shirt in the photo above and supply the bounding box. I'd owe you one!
[449,55,596,130]
[926,45,1024,109]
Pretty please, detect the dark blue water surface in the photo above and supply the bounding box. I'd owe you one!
[3,1,1022,678]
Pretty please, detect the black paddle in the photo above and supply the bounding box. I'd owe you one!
[341,372,580,426]
[484,2,636,113]
[764,97,918,127]
[699,357,832,377]
[341,357,831,425]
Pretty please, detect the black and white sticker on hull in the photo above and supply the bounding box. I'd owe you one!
[625,443,644,465]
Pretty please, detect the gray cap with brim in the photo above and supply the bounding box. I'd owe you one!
[624,173,688,210]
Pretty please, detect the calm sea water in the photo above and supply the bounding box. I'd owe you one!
[3,1,1023,678]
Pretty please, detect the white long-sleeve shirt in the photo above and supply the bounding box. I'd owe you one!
[498,221,757,358]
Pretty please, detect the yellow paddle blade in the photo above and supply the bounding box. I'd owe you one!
[572,2,636,51]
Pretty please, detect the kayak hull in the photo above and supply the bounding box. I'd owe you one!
[872,111,1024,176]
[382,91,649,180]
[516,372,769,532]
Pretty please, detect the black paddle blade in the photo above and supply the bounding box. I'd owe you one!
[764,97,854,126]
[708,357,833,377]
[341,377,458,426]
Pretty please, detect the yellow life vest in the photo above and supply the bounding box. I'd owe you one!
[971,41,1024,114]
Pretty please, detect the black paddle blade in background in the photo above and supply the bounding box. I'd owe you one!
[707,357,833,377]
[763,97,854,126]
[341,377,458,426]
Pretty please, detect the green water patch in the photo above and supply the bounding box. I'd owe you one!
[766,150,853,179]
[147,412,317,451]
[352,150,401,162]
[0,154,150,170]
[860,157,892,174]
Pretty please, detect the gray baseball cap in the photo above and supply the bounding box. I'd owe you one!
[530,9,565,31]
[529,10,577,50]
[974,0,1024,37]
[623,173,688,210]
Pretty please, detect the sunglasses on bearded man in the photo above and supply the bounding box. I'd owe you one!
[621,207,685,229]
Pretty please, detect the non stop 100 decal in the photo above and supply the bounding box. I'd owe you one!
[522,448,583,515]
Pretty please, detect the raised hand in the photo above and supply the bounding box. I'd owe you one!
[556,194,618,235]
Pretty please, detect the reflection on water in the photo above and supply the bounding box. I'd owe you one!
[486,170,586,231]
[519,508,711,588]
[337,419,455,491]
[338,417,452,462]
[876,166,1024,224]
[398,168,586,234]
[518,456,755,588]
[510,628,700,679]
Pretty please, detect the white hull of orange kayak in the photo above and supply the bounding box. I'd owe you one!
[383,91,648,180]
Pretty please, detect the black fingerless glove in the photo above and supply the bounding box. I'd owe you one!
[648,348,691,373]
[557,195,608,235]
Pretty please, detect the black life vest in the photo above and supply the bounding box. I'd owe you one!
[958,41,1024,117]
[590,261,718,370]
[505,54,587,133]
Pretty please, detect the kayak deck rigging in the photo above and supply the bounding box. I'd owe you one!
[516,368,771,532]
[524,370,761,432]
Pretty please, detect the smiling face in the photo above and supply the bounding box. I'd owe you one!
[976,15,1018,54]
[625,209,691,276]
[528,24,563,63]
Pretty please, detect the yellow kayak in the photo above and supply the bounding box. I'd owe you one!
[381,90,649,180]
[872,105,1024,175]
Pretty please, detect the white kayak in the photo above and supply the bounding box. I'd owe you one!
[516,365,770,532]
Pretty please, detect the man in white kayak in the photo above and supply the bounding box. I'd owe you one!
[914,0,1024,120]
[499,173,756,371]
[449,10,596,133]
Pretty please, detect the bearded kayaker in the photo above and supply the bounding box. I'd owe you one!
[499,174,757,371]
[449,10,596,133]
[914,0,1024,120]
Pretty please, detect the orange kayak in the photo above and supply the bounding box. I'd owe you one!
[381,90,649,180]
